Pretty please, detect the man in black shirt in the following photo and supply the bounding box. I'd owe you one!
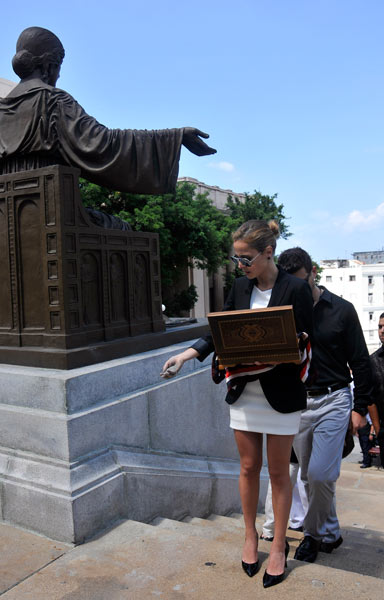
[368,313,384,468]
[278,248,372,563]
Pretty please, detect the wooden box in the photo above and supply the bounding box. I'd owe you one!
[207,305,300,366]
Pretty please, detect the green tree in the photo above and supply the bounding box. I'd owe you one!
[225,191,291,239]
[313,260,323,284]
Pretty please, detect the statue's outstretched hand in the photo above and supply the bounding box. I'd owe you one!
[182,128,216,156]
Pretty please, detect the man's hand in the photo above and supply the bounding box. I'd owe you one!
[351,410,367,434]
[182,128,216,156]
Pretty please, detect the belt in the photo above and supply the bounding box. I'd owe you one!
[306,382,348,397]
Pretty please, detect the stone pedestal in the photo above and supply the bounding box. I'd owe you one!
[0,342,270,544]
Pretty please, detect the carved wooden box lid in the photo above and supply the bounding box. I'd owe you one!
[207,305,300,366]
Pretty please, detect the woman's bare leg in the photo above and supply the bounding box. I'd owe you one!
[234,429,263,563]
[265,434,295,575]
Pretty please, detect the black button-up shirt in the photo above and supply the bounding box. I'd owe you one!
[308,287,373,412]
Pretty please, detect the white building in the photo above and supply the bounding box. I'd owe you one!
[0,77,16,98]
[319,258,384,352]
[353,250,384,264]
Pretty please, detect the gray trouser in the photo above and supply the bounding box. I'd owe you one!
[293,387,352,543]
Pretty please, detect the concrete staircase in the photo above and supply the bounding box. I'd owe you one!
[1,460,383,599]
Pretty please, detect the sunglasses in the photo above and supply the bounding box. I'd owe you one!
[230,252,261,267]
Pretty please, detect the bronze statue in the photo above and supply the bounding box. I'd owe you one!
[0,27,214,369]
[0,27,216,194]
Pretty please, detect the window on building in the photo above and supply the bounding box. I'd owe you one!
[326,275,332,282]
[368,276,373,285]
[349,275,356,281]
[369,330,374,338]
[369,312,373,321]
[368,293,373,303]
[340,276,343,281]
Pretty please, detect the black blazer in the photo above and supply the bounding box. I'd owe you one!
[192,265,314,414]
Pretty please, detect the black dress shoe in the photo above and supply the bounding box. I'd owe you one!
[242,559,259,577]
[360,464,371,469]
[294,535,320,562]
[319,536,343,553]
[262,540,289,588]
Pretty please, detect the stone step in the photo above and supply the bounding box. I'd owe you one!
[2,518,383,600]
[182,513,244,530]
[152,512,384,578]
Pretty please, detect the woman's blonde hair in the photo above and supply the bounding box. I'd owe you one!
[232,219,280,253]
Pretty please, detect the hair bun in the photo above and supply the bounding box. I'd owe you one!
[12,50,36,78]
[268,220,280,239]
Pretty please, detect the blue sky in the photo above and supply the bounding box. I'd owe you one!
[1,0,384,262]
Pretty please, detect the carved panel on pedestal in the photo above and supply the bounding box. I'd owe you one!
[81,251,101,325]
[0,199,11,327]
[44,174,56,226]
[18,198,44,329]
[63,173,76,226]
[110,253,128,323]
[133,253,150,320]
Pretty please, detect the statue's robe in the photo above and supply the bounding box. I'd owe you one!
[0,79,184,194]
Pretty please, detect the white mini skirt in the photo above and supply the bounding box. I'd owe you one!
[229,379,301,435]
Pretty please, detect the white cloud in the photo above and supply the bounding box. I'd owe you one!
[344,202,384,231]
[208,161,235,172]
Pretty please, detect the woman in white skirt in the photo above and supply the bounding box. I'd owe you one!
[162,220,313,588]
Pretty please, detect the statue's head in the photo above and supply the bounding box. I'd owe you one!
[12,27,65,85]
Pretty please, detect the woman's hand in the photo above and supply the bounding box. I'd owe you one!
[160,355,186,378]
[160,347,200,379]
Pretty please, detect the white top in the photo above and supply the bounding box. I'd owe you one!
[250,285,272,309]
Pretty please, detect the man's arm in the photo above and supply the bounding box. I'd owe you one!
[368,403,381,437]
[344,303,373,417]
[351,411,367,434]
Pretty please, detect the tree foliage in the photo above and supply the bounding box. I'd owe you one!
[225,191,291,239]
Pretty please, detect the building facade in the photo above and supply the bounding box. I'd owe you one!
[352,250,384,264]
[0,77,16,98]
[319,258,384,352]
[177,177,244,318]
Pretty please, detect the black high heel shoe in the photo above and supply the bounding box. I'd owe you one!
[262,540,289,588]
[242,559,260,578]
[241,534,260,578]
